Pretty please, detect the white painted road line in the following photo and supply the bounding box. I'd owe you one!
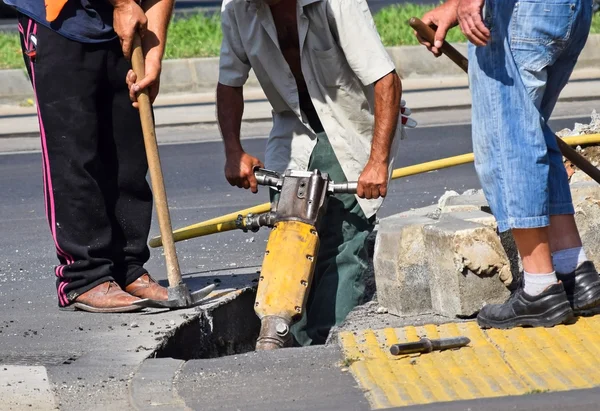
[0,365,58,411]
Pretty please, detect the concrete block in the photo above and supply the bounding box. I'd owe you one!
[374,214,434,316]
[423,218,511,317]
[374,194,511,318]
[373,181,600,320]
[374,211,511,318]
[572,181,600,269]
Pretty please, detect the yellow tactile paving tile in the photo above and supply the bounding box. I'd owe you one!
[338,318,600,409]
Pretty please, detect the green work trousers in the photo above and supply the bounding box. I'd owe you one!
[271,132,375,346]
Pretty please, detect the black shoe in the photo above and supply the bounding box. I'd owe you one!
[556,261,600,312]
[477,282,574,329]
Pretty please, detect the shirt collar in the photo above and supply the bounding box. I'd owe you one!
[298,0,322,7]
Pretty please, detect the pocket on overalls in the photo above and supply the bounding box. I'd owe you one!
[509,0,576,71]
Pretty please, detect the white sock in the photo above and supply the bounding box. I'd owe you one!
[523,271,558,296]
[552,247,588,275]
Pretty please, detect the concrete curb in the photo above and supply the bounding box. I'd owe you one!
[2,35,600,104]
[2,72,600,140]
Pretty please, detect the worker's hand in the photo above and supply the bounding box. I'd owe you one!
[126,56,161,108]
[415,0,459,57]
[400,100,418,129]
[112,0,148,60]
[224,150,264,193]
[357,160,389,200]
[457,0,490,46]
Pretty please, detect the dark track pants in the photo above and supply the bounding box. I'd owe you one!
[18,15,153,306]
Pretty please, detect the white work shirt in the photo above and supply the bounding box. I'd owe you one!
[219,0,406,217]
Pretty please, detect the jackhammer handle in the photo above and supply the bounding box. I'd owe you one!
[253,168,283,188]
[409,17,469,73]
[255,174,281,188]
[329,181,358,194]
[131,34,183,287]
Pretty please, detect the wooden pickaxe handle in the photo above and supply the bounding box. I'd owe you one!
[130,34,184,287]
[409,17,469,73]
[409,17,600,185]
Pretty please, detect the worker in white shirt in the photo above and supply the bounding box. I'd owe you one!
[216,0,415,345]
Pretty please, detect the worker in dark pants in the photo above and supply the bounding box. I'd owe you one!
[3,0,172,312]
[417,0,600,329]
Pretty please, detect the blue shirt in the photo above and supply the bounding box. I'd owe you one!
[4,0,116,43]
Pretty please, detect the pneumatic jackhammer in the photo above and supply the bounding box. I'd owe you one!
[237,168,357,350]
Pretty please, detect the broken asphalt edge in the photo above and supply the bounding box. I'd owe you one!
[126,285,259,409]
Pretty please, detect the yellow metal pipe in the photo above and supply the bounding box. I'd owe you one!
[562,134,600,147]
[391,153,474,179]
[149,153,474,247]
[149,133,600,247]
[149,216,249,247]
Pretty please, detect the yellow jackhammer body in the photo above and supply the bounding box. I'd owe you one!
[243,169,356,349]
[254,221,318,349]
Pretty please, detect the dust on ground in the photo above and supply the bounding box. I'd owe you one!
[327,230,468,346]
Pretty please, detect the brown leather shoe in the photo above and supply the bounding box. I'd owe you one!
[69,281,143,313]
[125,273,169,301]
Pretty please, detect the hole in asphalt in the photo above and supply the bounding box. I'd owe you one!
[154,232,378,360]
[154,289,261,360]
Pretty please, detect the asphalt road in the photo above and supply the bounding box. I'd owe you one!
[0,115,589,316]
[0,115,593,409]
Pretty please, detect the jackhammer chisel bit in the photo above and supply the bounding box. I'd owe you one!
[390,336,471,356]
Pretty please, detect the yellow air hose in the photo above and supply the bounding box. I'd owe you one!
[148,133,600,247]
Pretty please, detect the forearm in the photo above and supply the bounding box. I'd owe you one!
[141,0,174,61]
[370,71,402,164]
[217,83,245,155]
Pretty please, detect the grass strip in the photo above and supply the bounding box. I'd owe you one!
[1,4,599,70]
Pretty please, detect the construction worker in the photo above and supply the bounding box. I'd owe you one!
[3,0,171,311]
[216,0,415,345]
[417,0,600,329]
